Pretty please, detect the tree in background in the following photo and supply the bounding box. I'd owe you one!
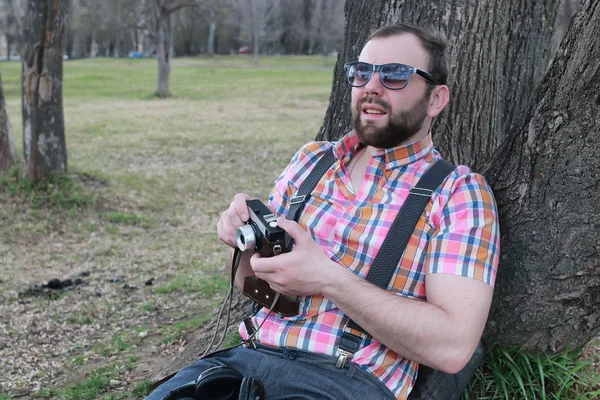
[0,72,17,170]
[0,0,25,59]
[21,0,68,181]
[318,0,599,354]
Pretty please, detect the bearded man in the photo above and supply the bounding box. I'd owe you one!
[148,23,500,400]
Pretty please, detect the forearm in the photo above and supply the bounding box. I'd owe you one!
[322,267,482,373]
[226,248,254,290]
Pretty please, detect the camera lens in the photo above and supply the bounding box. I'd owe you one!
[236,224,257,252]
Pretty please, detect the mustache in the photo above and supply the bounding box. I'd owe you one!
[359,96,391,112]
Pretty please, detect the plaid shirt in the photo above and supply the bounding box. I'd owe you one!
[239,131,500,399]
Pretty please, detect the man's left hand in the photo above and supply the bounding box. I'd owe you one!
[249,217,340,297]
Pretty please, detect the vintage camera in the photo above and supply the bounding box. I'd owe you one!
[235,199,298,316]
[236,199,289,258]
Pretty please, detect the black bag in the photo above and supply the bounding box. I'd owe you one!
[407,341,486,400]
[161,366,264,400]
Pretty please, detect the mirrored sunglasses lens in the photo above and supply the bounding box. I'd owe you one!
[347,63,372,87]
[381,64,411,89]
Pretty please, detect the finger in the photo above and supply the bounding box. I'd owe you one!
[217,216,237,247]
[226,205,245,228]
[277,217,309,246]
[232,193,252,222]
[250,253,277,274]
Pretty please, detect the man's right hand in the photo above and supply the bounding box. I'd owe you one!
[216,193,252,248]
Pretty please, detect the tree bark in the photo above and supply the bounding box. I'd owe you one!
[0,72,18,171]
[317,0,561,171]
[481,0,600,352]
[21,0,68,181]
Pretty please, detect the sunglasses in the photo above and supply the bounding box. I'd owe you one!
[344,61,441,90]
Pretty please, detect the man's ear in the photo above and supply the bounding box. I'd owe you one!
[427,85,450,118]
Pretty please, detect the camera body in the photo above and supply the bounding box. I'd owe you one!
[236,199,289,258]
[235,199,298,317]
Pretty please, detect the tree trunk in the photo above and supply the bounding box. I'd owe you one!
[21,0,68,181]
[207,8,216,56]
[154,4,172,97]
[246,0,260,66]
[0,72,18,171]
[481,0,600,353]
[317,0,561,171]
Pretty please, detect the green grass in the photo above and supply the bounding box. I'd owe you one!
[33,364,135,400]
[0,56,334,102]
[105,211,154,228]
[0,164,95,209]
[464,344,600,400]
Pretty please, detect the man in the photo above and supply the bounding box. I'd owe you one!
[147,23,499,400]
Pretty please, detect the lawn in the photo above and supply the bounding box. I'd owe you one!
[0,55,335,398]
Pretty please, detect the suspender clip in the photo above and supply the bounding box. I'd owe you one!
[289,195,307,205]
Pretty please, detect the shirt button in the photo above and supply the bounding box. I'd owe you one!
[334,244,341,251]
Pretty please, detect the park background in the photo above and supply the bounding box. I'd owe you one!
[1,0,599,399]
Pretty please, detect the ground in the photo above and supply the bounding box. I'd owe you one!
[0,56,331,399]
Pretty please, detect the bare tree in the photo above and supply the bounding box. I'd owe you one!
[240,0,281,65]
[0,72,17,170]
[144,0,200,97]
[312,0,344,62]
[21,0,68,180]
[1,0,26,58]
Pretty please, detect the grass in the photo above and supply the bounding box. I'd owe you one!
[464,343,600,400]
[32,364,135,400]
[0,164,95,209]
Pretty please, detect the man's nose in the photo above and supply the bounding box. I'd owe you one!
[363,72,383,96]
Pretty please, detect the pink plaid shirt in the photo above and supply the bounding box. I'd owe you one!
[239,131,500,399]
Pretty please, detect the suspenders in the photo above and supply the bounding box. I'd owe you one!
[280,146,456,365]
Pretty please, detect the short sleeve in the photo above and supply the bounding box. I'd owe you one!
[425,171,500,287]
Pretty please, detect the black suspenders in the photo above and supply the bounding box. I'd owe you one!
[283,147,455,359]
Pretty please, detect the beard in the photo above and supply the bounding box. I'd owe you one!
[353,94,429,149]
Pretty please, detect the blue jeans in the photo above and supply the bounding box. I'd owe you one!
[146,343,397,400]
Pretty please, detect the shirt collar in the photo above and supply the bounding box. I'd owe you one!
[333,130,434,170]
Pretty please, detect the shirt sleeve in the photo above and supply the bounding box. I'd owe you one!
[425,170,500,287]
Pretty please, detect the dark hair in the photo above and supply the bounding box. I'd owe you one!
[368,23,449,87]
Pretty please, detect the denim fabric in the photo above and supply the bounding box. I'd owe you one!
[146,344,397,400]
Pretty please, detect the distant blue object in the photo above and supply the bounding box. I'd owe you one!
[128,51,145,58]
